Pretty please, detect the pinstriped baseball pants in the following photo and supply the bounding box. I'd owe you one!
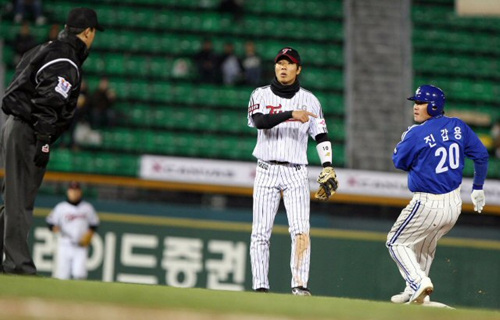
[386,187,462,292]
[250,160,310,290]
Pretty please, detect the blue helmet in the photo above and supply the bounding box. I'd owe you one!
[407,85,445,117]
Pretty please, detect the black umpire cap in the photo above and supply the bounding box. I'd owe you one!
[66,8,104,31]
[275,47,301,65]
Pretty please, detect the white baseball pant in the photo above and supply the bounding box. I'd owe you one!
[54,242,89,280]
[250,160,311,290]
[386,187,461,291]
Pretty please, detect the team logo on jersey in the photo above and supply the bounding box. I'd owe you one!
[266,104,283,114]
[55,76,72,98]
[316,118,327,131]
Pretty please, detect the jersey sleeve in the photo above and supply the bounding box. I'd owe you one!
[307,94,328,139]
[46,204,61,226]
[392,126,419,171]
[463,123,489,185]
[31,59,79,136]
[87,204,100,227]
[247,88,266,128]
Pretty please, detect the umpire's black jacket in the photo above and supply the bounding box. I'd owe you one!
[2,30,88,142]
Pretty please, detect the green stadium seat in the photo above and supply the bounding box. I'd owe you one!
[2,45,15,67]
[330,120,346,141]
[125,55,149,77]
[149,56,172,79]
[146,131,176,154]
[315,93,344,116]
[104,54,125,75]
[47,149,74,172]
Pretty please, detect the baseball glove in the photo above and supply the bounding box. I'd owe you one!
[315,167,339,201]
[78,231,93,247]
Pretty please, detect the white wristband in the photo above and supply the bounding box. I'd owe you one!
[316,141,332,165]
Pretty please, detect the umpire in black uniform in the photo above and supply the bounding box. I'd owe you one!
[0,8,103,275]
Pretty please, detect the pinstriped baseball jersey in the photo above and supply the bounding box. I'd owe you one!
[47,200,99,279]
[247,85,328,164]
[248,79,328,292]
[46,200,99,246]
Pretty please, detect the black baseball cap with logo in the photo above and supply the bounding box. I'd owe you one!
[275,47,301,65]
[66,8,104,31]
[68,181,81,189]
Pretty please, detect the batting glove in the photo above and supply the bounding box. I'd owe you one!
[471,189,485,213]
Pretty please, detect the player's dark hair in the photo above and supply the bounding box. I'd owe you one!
[65,26,91,35]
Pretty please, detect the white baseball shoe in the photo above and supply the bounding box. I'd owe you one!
[409,277,434,304]
[391,287,413,303]
[392,289,431,304]
[292,286,312,296]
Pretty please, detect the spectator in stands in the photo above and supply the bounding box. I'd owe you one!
[89,77,117,129]
[13,0,46,25]
[47,23,61,42]
[64,80,90,150]
[242,40,262,86]
[13,21,37,65]
[194,38,219,83]
[172,57,191,79]
[218,0,244,22]
[72,80,102,148]
[491,119,500,158]
[219,42,242,85]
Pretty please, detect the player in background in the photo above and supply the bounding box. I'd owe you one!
[387,85,488,304]
[46,181,99,280]
[247,47,338,295]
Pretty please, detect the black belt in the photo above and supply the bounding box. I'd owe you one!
[268,160,290,165]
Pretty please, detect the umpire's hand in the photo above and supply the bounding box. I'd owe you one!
[34,135,51,167]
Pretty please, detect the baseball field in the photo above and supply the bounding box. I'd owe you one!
[0,275,499,320]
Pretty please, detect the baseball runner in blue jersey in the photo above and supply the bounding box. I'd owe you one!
[247,47,339,295]
[387,85,489,304]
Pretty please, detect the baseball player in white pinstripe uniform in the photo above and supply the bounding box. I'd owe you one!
[387,85,488,304]
[247,47,338,295]
[46,181,99,280]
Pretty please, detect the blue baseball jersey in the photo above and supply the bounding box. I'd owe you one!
[393,115,489,194]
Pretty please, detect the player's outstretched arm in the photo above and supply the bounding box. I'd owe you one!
[292,110,317,123]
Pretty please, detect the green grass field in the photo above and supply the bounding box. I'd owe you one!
[0,275,499,320]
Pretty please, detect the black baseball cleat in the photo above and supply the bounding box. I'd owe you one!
[292,286,311,296]
[255,288,269,293]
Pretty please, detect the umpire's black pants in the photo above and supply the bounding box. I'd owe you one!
[0,115,46,274]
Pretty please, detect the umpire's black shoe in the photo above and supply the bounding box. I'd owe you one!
[255,288,269,293]
[292,286,311,296]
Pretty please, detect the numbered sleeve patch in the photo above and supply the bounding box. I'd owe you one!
[248,103,260,114]
[54,76,72,98]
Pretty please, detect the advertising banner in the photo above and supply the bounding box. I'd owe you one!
[140,155,500,205]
